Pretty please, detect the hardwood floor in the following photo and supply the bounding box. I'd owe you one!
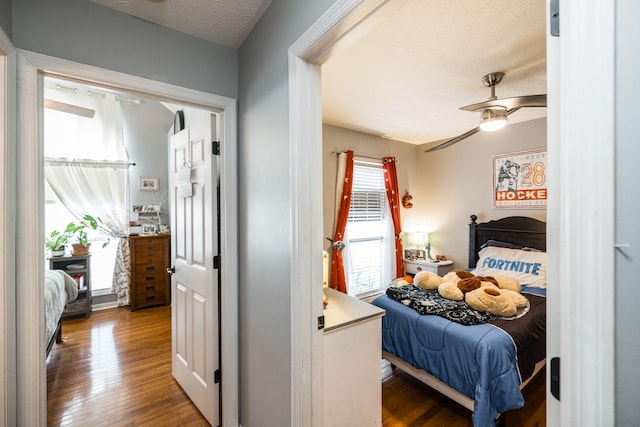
[382,365,546,427]
[47,306,208,426]
[47,305,545,427]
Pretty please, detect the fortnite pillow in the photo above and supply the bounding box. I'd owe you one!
[473,246,547,288]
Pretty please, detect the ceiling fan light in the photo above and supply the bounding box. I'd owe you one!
[479,107,508,131]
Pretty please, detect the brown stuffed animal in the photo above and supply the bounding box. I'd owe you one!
[465,287,517,317]
[414,271,443,290]
[457,277,482,293]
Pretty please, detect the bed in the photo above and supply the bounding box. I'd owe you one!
[45,270,78,356]
[372,215,546,427]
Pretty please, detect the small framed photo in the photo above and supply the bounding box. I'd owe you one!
[142,205,160,212]
[139,176,159,191]
[404,249,426,260]
[142,224,157,234]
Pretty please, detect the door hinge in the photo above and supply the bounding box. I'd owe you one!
[317,315,325,330]
[214,369,221,384]
[550,0,559,36]
[212,141,220,155]
[213,255,221,269]
[550,357,560,401]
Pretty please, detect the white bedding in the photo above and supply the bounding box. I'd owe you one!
[45,270,78,347]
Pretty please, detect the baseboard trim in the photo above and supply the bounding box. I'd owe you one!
[91,301,119,311]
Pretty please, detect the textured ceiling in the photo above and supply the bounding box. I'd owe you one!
[90,0,272,48]
[89,0,546,147]
[321,0,547,146]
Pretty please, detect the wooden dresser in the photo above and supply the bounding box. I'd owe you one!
[129,234,170,311]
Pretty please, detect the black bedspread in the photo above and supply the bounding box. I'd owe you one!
[492,292,546,380]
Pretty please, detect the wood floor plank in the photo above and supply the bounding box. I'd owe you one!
[47,305,545,426]
[382,366,546,427]
[47,306,208,427]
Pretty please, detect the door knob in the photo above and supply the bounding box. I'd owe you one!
[167,266,175,275]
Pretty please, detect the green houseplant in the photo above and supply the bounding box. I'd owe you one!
[68,214,110,256]
[45,229,71,257]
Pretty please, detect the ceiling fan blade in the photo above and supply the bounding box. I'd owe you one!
[424,127,481,153]
[424,108,521,153]
[460,94,547,112]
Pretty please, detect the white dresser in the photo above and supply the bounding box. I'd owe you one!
[403,258,454,276]
[323,287,385,427]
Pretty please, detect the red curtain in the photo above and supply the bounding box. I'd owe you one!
[382,157,404,278]
[330,150,354,294]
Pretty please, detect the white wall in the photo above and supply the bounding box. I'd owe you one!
[323,118,547,272]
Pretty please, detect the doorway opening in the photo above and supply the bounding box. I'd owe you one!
[16,52,238,426]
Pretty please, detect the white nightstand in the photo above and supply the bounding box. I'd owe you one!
[403,258,454,277]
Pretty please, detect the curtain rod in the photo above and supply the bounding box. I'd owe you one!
[45,157,136,167]
[331,150,399,164]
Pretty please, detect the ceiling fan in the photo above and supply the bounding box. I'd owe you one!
[424,72,546,153]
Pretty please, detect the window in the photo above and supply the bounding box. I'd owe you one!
[44,76,129,293]
[345,160,393,298]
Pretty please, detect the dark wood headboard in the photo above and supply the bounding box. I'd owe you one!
[468,214,547,268]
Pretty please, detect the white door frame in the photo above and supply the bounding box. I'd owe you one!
[289,0,615,425]
[549,0,615,425]
[15,50,239,426]
[0,27,17,427]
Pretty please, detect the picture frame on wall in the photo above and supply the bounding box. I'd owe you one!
[493,148,547,208]
[139,176,159,191]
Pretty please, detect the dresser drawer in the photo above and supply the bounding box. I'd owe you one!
[134,262,166,276]
[134,237,166,248]
[129,234,170,311]
[135,253,167,272]
[133,270,166,286]
[135,287,167,308]
[403,259,454,277]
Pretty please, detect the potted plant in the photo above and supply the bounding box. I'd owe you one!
[68,214,110,256]
[45,229,70,257]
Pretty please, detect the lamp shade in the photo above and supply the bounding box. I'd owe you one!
[407,231,429,247]
[479,107,508,131]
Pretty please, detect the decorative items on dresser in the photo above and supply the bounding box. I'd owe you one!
[129,234,170,311]
[48,254,92,318]
[403,258,454,277]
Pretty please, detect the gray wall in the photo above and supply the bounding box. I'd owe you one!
[121,100,174,227]
[323,119,547,273]
[12,0,237,99]
[237,1,335,425]
[615,0,640,424]
[0,0,11,40]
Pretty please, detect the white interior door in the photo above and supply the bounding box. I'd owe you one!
[169,113,219,425]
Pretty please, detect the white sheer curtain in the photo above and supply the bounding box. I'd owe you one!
[44,77,132,305]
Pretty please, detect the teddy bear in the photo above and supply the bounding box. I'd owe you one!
[413,270,443,290]
[437,271,528,317]
[390,275,415,287]
[437,273,496,301]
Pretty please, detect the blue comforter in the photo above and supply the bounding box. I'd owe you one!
[372,288,545,427]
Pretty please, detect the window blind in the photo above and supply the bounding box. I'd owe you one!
[348,163,386,223]
[346,160,388,297]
